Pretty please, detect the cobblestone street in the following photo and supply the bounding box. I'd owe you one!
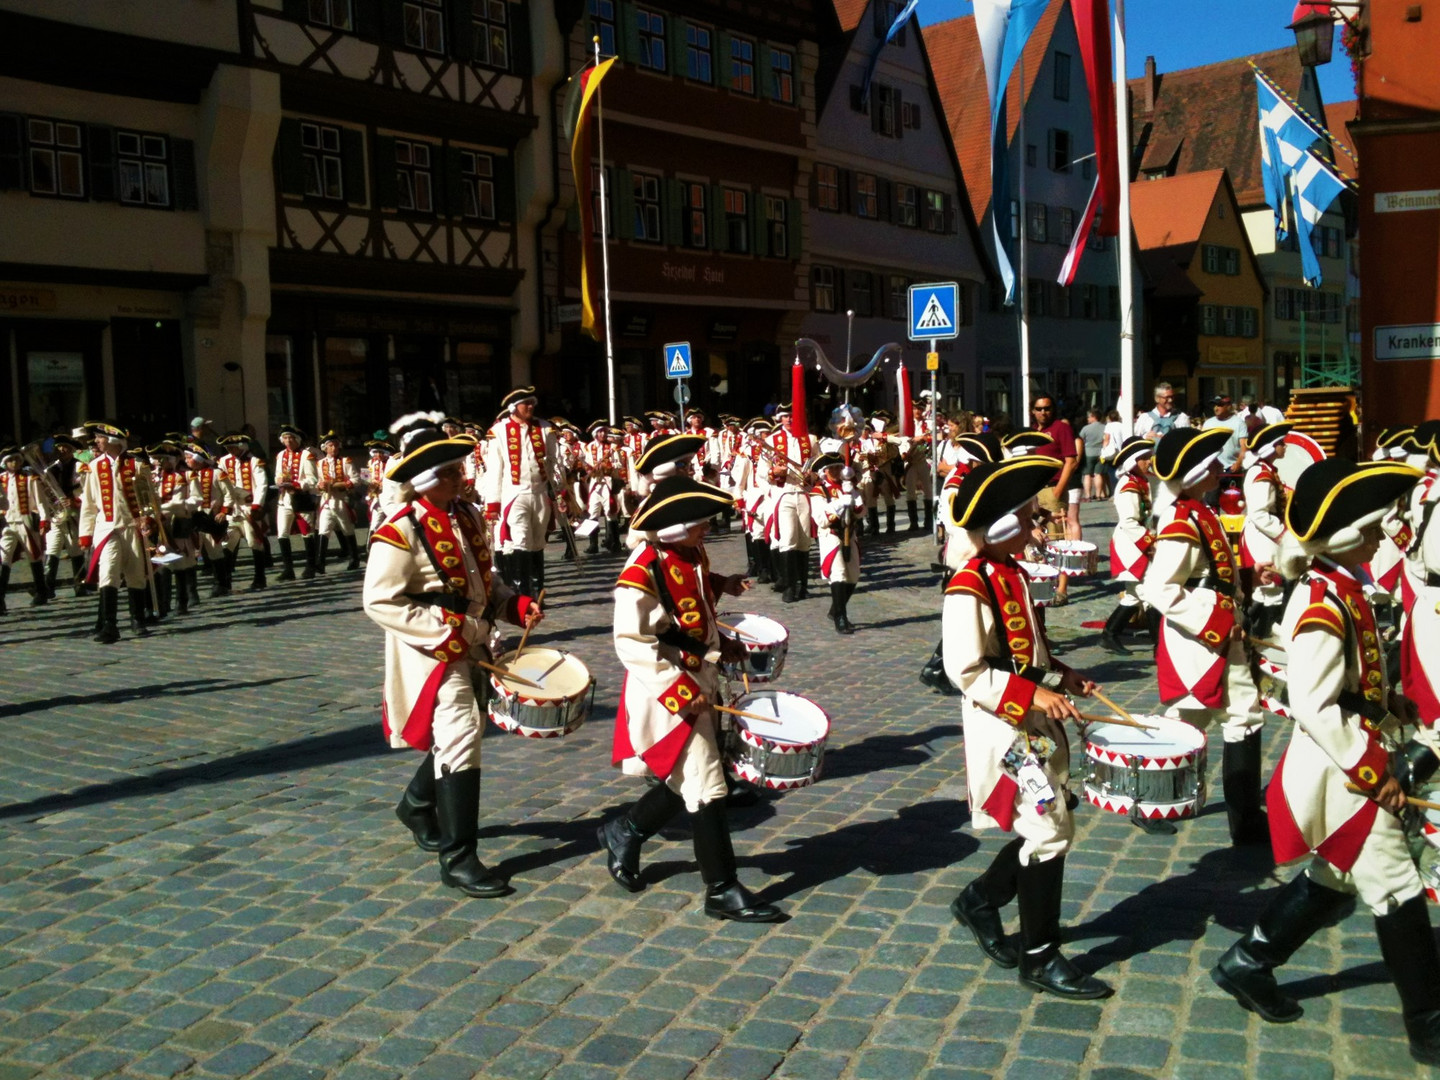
[0,504,1431,1080]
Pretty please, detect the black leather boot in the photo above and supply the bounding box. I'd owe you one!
[301,536,317,579]
[314,538,328,575]
[782,551,802,603]
[156,569,172,619]
[586,527,600,555]
[223,550,238,595]
[0,564,11,615]
[248,555,267,592]
[598,782,685,893]
[831,583,851,634]
[755,541,773,585]
[435,768,510,898]
[907,499,920,532]
[1146,607,1162,645]
[924,498,934,534]
[127,588,152,634]
[886,506,896,535]
[771,546,788,595]
[1016,856,1112,998]
[210,553,228,597]
[70,555,88,596]
[952,838,1022,968]
[1211,872,1351,1023]
[1100,604,1133,655]
[395,751,442,852]
[606,520,622,554]
[27,561,47,605]
[531,549,546,595]
[344,533,361,570]
[94,587,120,643]
[797,550,810,599]
[1223,731,1269,846]
[277,538,296,581]
[187,566,201,605]
[919,641,957,694]
[176,570,190,615]
[44,556,60,597]
[691,799,782,923]
[743,535,757,577]
[1376,893,1440,1065]
[867,506,880,536]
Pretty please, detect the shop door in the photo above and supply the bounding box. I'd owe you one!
[11,321,104,440]
[112,318,185,436]
[389,336,445,420]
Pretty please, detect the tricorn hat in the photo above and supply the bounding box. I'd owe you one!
[501,387,538,411]
[1248,422,1293,458]
[1375,425,1415,460]
[813,452,844,472]
[319,430,342,447]
[631,475,732,536]
[1001,430,1050,456]
[278,423,305,440]
[1112,435,1156,473]
[948,456,1062,539]
[1151,426,1231,486]
[635,433,706,478]
[955,432,1002,465]
[1286,458,1423,551]
[386,430,476,485]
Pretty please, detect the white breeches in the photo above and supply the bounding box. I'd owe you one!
[44,511,77,558]
[430,662,484,778]
[665,710,729,812]
[0,521,41,565]
[91,529,147,589]
[275,505,316,539]
[774,490,813,553]
[1304,809,1423,916]
[587,481,620,523]
[318,498,356,538]
[499,490,548,553]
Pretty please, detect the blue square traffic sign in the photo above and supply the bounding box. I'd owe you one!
[908,282,959,342]
[663,341,693,379]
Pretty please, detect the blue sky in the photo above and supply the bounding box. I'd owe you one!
[916,0,1356,106]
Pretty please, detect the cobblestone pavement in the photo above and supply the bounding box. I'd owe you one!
[0,503,1432,1080]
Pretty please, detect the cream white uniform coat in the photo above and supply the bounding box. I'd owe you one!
[272,447,318,538]
[1,470,46,565]
[482,418,564,553]
[78,455,148,589]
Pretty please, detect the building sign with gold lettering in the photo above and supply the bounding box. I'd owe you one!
[0,288,57,313]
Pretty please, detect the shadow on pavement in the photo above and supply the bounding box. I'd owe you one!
[0,674,312,720]
[820,724,961,781]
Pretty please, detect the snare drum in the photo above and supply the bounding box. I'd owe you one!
[1255,655,1290,720]
[1046,540,1098,577]
[1019,561,1060,606]
[718,614,789,684]
[723,690,829,791]
[1083,717,1208,822]
[487,648,595,738]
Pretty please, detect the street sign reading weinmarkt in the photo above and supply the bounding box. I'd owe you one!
[908,282,959,342]
[663,341,693,379]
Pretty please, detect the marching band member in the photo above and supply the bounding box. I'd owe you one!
[185,442,239,599]
[1401,422,1440,733]
[942,455,1109,1000]
[482,388,565,599]
[813,454,864,634]
[1099,437,1156,655]
[315,431,362,572]
[1239,423,1293,639]
[1370,426,1417,610]
[0,446,48,611]
[1211,458,1440,1068]
[43,433,87,598]
[597,474,782,922]
[734,418,774,583]
[860,410,900,536]
[273,425,319,581]
[364,425,541,899]
[462,421,487,505]
[78,425,148,643]
[364,439,395,534]
[767,402,818,604]
[216,433,271,593]
[902,398,932,534]
[149,441,197,617]
[1139,427,1267,842]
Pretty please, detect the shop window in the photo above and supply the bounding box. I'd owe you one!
[770,48,794,103]
[307,0,352,29]
[26,118,84,199]
[117,130,170,207]
[764,196,787,257]
[686,24,713,84]
[395,139,434,212]
[729,37,755,94]
[815,164,839,211]
[460,150,494,220]
[632,172,661,242]
[403,0,444,53]
[472,0,509,68]
[324,337,370,436]
[636,8,665,71]
[27,352,88,434]
[813,265,835,312]
[301,122,344,201]
[588,0,616,57]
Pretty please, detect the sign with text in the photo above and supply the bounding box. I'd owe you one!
[1375,190,1440,214]
[1375,323,1440,362]
[908,282,959,342]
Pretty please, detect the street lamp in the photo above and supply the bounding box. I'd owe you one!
[1287,0,1363,67]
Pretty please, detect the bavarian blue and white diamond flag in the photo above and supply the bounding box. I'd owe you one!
[976,0,1050,306]
[1290,148,1349,287]
[861,0,920,109]
[1254,67,1324,243]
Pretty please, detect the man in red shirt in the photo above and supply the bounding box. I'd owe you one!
[1030,396,1079,605]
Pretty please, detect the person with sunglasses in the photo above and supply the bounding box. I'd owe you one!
[1027,397,1078,606]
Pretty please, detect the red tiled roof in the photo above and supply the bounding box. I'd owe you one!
[1128,48,1305,209]
[1130,169,1224,256]
[1325,98,1360,181]
[830,0,870,33]
[928,0,1068,222]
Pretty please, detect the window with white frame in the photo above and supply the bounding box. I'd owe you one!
[925,190,945,232]
[686,24,713,83]
[724,188,749,253]
[472,0,509,68]
[117,130,170,207]
[770,48,794,103]
[684,181,706,247]
[307,0,352,30]
[1027,202,1047,242]
[902,102,921,129]
[1202,244,1220,273]
[730,37,755,94]
[1224,247,1240,275]
[813,265,836,312]
[816,164,839,211]
[632,172,660,242]
[1201,304,1217,334]
[1222,305,1237,336]
[394,139,434,212]
[26,118,84,199]
[636,8,665,70]
[765,196,787,257]
[875,85,899,137]
[301,122,344,200]
[588,0,616,57]
[403,0,444,53]
[854,173,877,219]
[461,150,494,220]
[1241,307,1257,337]
[1058,206,1075,245]
[897,183,917,227]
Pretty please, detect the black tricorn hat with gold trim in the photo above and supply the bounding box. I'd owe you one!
[1286,458,1423,545]
[813,452,844,472]
[955,432,1002,464]
[1152,426,1230,484]
[1249,422,1293,456]
[635,433,706,477]
[1001,430,1050,455]
[500,387,538,411]
[948,456,1062,531]
[386,431,476,484]
[631,475,732,533]
[1112,434,1156,472]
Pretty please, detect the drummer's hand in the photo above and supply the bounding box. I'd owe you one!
[1255,561,1280,586]
[1370,774,1407,815]
[1025,710,1068,748]
[1032,686,1081,722]
[523,606,544,629]
[1060,671,1096,698]
[721,573,749,596]
[688,693,711,716]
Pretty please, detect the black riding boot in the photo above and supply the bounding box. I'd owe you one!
[907,499,920,532]
[531,549,546,595]
[771,546,789,595]
[1146,607,1163,645]
[586,526,600,555]
[277,538,297,581]
[156,569,172,619]
[435,767,510,898]
[127,588,152,635]
[0,564,10,615]
[176,570,191,615]
[344,533,361,570]
[94,587,120,643]
[924,497,934,535]
[248,554,267,592]
[832,583,855,634]
[1376,893,1440,1065]
[222,550,238,595]
[1016,856,1112,998]
[301,536,317,579]
[598,782,686,893]
[885,506,896,535]
[797,550,810,599]
[919,641,957,694]
[1223,731,1268,846]
[187,566,201,605]
[782,551,802,603]
[395,752,442,852]
[606,520,622,554]
[44,556,60,597]
[1211,872,1351,1023]
[314,538,328,575]
[1100,604,1134,655]
[952,838,1023,968]
[691,799,782,923]
[70,555,88,596]
[743,534,757,577]
[27,561,47,605]
[755,541,773,585]
[867,506,880,537]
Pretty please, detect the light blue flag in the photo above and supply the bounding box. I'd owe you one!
[861,0,921,109]
[1254,70,1324,242]
[1291,149,1348,287]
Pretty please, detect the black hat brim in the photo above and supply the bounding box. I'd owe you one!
[631,476,733,533]
[386,435,477,483]
[1153,427,1230,482]
[1287,460,1423,542]
[635,433,706,475]
[1249,422,1293,455]
[949,457,1061,531]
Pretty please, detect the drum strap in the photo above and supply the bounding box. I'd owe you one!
[645,550,710,658]
[976,563,1061,689]
[404,509,491,622]
[1303,572,1394,730]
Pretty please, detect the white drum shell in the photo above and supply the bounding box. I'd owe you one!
[719,613,789,684]
[1083,717,1208,820]
[724,690,829,791]
[1046,541,1098,577]
[488,649,595,739]
[1019,561,1059,606]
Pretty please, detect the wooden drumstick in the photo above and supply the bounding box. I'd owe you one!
[714,703,783,725]
[1345,782,1440,812]
[742,672,750,695]
[475,659,543,690]
[1090,689,1141,728]
[1077,711,1160,731]
[515,588,545,656]
[716,619,762,641]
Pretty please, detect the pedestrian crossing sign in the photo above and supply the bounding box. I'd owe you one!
[908,282,959,342]
[663,341,693,379]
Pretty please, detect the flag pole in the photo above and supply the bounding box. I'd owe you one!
[1018,51,1031,425]
[1113,0,1136,435]
[594,37,618,426]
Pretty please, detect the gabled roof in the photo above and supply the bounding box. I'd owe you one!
[830,0,869,32]
[1130,169,1266,300]
[928,0,1068,221]
[1129,48,1307,209]
[1325,98,1360,180]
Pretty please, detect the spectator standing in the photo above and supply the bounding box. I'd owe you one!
[1202,395,1249,472]
[1100,409,1125,493]
[1078,409,1108,501]
[1029,395,1078,605]
[1134,383,1191,441]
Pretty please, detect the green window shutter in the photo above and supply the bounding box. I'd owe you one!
[372,134,398,209]
[761,45,776,100]
[495,156,516,222]
[709,183,726,251]
[341,128,367,205]
[786,198,801,259]
[283,0,309,20]
[666,13,687,76]
[0,114,24,190]
[751,196,767,257]
[170,137,200,211]
[449,0,474,61]
[443,146,466,217]
[715,30,732,89]
[88,123,117,201]
[275,118,305,197]
[664,178,684,245]
[509,2,532,75]
[613,168,635,240]
[619,3,641,64]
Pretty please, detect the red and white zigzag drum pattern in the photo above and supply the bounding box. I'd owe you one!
[1082,716,1208,820]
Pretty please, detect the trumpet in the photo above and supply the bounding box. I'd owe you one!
[20,441,69,516]
[741,432,811,487]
